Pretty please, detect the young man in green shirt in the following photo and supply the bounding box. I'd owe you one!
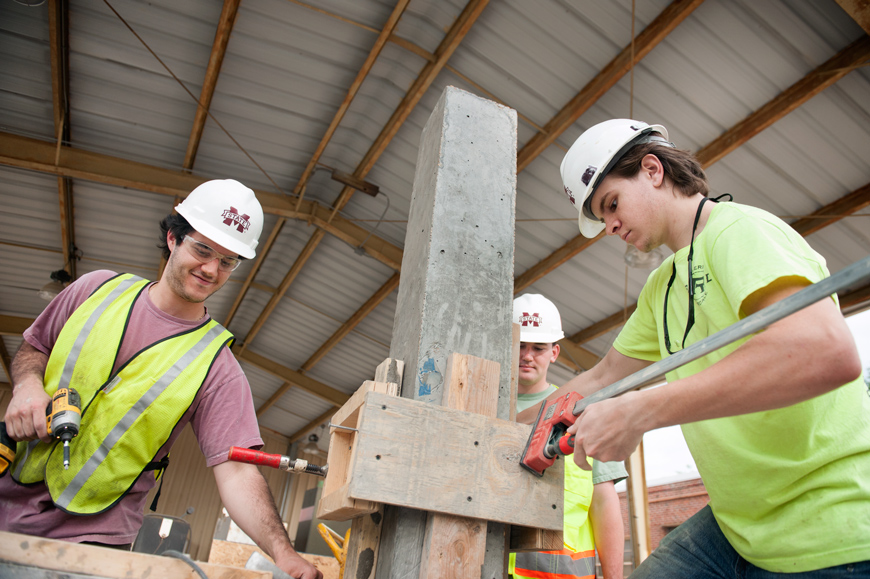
[517,119,869,577]
[511,293,626,579]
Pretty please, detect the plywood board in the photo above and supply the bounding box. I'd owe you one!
[347,392,563,530]
[0,532,267,579]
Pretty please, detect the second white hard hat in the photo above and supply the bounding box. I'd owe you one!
[513,294,565,343]
[560,119,670,238]
[175,179,264,259]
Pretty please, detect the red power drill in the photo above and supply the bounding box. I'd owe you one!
[520,391,583,477]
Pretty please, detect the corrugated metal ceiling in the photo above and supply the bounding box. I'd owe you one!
[1,0,868,444]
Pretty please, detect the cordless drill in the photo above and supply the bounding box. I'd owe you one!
[46,386,82,470]
[0,386,81,477]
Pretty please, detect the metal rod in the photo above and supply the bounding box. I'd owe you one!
[328,422,358,432]
[575,254,870,415]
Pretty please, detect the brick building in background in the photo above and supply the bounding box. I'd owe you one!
[606,477,710,576]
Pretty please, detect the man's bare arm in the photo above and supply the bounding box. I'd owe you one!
[6,341,51,442]
[569,282,862,467]
[590,481,625,579]
[214,460,323,579]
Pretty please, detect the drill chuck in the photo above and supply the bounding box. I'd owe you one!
[47,387,82,470]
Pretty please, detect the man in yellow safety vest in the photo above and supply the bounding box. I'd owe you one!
[510,293,627,579]
[2,179,322,579]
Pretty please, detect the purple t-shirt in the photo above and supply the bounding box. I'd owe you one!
[0,270,264,544]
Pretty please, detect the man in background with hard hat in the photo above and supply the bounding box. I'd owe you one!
[510,294,626,579]
[518,119,869,576]
[1,180,322,579]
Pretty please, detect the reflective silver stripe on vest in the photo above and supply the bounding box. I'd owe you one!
[56,322,226,509]
[12,439,41,479]
[513,551,596,577]
[58,276,145,391]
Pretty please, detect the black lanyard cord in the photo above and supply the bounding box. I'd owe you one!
[663,197,710,354]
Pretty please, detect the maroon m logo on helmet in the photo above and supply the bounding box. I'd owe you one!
[222,207,251,233]
[519,312,542,327]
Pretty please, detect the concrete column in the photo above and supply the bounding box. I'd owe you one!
[376,86,517,578]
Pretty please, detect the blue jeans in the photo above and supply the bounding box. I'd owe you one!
[631,505,870,578]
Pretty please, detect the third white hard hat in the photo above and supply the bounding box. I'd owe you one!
[176,179,264,259]
[560,119,669,238]
[513,294,565,343]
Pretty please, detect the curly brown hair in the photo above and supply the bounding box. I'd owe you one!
[157,213,195,260]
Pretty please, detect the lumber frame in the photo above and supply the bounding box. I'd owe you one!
[318,380,399,521]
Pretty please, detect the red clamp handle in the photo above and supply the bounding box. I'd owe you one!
[228,446,281,469]
[557,434,575,456]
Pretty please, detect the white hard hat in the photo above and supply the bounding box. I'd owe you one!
[175,179,264,259]
[560,119,670,238]
[513,294,565,343]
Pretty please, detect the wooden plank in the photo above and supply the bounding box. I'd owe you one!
[292,0,411,197]
[420,517,487,579]
[442,353,500,415]
[836,0,870,34]
[513,232,604,294]
[347,391,563,530]
[300,273,401,372]
[0,315,35,336]
[557,338,601,372]
[0,531,268,579]
[696,36,870,167]
[516,0,704,172]
[420,354,499,579]
[344,358,404,579]
[509,525,563,552]
[318,381,398,522]
[234,349,349,408]
[0,132,404,273]
[625,444,651,566]
[242,230,326,354]
[330,0,491,213]
[789,181,870,237]
[509,323,520,421]
[183,0,240,169]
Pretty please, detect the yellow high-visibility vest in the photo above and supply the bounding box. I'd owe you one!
[12,273,233,515]
[509,455,596,577]
[511,382,597,578]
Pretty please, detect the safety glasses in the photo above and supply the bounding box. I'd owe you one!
[181,236,241,272]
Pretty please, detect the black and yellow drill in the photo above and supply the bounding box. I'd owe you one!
[0,386,81,477]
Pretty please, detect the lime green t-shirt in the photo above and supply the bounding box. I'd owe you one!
[614,202,870,572]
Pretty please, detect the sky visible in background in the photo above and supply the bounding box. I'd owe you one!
[633,308,870,488]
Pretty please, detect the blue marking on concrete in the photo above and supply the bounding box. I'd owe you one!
[418,357,441,396]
